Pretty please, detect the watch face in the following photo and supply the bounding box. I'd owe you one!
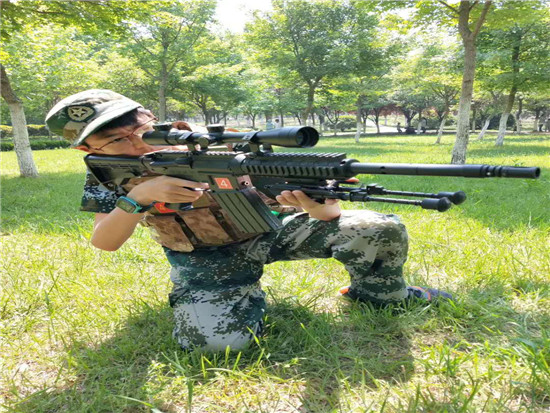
[116,197,139,213]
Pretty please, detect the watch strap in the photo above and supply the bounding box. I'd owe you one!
[116,196,155,213]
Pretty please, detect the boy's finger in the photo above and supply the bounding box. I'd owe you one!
[292,191,320,208]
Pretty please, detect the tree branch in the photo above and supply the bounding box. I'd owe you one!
[436,0,459,15]
[472,1,492,39]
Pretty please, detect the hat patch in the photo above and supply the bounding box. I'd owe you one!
[67,106,95,122]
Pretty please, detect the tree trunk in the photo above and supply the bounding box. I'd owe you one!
[201,107,209,125]
[158,63,168,122]
[451,0,492,164]
[435,112,448,144]
[302,83,316,125]
[451,35,475,164]
[373,111,381,134]
[476,117,490,141]
[496,87,516,146]
[471,103,477,132]
[532,109,540,132]
[496,112,510,145]
[515,98,523,134]
[496,31,521,146]
[416,109,422,134]
[0,64,38,177]
[355,98,362,143]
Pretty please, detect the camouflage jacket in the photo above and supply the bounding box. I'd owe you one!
[80,171,300,252]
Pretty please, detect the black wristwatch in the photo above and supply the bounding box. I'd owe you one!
[115,196,155,214]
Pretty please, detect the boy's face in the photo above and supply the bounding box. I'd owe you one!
[76,109,157,156]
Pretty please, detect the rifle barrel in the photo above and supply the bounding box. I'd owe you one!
[349,163,540,179]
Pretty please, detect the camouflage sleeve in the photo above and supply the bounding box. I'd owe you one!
[80,171,123,213]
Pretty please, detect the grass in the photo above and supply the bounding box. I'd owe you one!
[1,133,549,412]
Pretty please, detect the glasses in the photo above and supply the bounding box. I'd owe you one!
[89,115,158,151]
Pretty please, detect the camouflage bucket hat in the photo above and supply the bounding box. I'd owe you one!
[45,89,142,146]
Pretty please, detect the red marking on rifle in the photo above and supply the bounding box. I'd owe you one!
[214,178,233,190]
[154,202,176,213]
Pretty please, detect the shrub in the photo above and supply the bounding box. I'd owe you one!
[0,139,70,151]
[0,125,13,138]
[0,124,50,138]
[0,141,14,151]
[327,114,356,131]
[27,124,49,136]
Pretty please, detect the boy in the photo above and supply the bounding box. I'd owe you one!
[46,89,451,351]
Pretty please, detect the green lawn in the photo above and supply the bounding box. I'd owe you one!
[1,133,549,412]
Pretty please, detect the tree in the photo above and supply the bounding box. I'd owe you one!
[412,37,461,143]
[346,8,398,142]
[317,83,355,136]
[476,4,550,145]
[525,93,550,132]
[2,25,105,124]
[122,1,216,122]
[0,0,145,177]
[416,1,493,163]
[380,0,494,162]
[472,90,504,140]
[245,0,360,124]
[179,64,246,125]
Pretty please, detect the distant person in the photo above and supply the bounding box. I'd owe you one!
[266,120,274,130]
[397,122,403,133]
[274,118,281,129]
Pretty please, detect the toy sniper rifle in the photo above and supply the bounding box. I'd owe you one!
[84,125,540,234]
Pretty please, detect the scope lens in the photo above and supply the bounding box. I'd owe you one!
[293,127,318,147]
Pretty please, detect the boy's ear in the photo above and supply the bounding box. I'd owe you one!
[74,145,91,153]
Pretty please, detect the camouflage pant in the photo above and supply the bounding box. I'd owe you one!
[165,210,408,351]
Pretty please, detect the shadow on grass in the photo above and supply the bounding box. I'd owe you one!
[11,298,416,413]
[468,144,550,157]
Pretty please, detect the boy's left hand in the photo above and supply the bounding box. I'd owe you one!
[171,121,193,131]
[276,190,341,221]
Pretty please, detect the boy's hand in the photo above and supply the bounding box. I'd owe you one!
[276,190,341,221]
[171,121,193,131]
[127,176,209,206]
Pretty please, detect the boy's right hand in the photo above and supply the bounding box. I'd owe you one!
[127,176,209,206]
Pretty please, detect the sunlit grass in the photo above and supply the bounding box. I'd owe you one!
[1,133,549,412]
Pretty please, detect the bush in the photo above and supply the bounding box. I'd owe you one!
[27,124,49,136]
[0,124,50,138]
[0,125,13,138]
[0,139,70,151]
[0,141,13,151]
[327,114,356,131]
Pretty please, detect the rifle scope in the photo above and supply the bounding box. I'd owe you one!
[142,125,319,149]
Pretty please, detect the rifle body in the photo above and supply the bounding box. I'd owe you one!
[84,126,540,235]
